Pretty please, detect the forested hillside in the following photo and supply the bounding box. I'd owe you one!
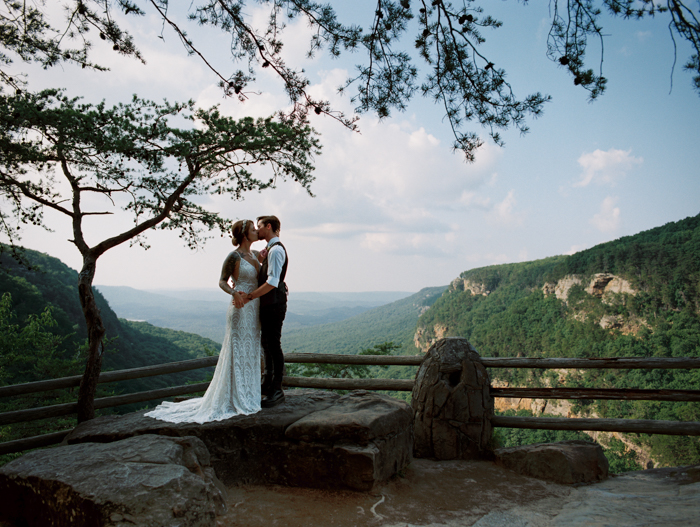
[0,247,218,463]
[282,286,447,356]
[0,248,217,383]
[415,213,700,468]
[280,286,447,403]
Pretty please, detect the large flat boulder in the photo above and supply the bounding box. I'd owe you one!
[495,440,609,484]
[64,390,412,491]
[284,391,413,490]
[0,434,226,527]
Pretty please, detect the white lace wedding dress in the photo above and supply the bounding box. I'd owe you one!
[145,258,262,423]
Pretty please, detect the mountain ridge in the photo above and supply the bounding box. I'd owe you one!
[412,213,700,468]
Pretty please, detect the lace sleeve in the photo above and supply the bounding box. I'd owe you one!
[219,251,241,293]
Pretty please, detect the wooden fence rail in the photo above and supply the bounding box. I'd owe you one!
[5,379,700,427]
[0,357,219,398]
[479,357,700,369]
[4,354,699,399]
[490,387,700,402]
[2,353,700,456]
[491,416,700,436]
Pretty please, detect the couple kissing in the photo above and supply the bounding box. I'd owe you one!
[145,215,287,424]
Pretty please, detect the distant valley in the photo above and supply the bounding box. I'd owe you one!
[95,286,414,344]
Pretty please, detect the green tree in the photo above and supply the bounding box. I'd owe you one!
[0,291,83,465]
[0,292,75,386]
[2,1,698,161]
[0,89,320,421]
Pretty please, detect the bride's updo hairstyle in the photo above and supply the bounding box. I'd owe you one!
[231,219,252,246]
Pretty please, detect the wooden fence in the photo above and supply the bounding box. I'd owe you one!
[1,353,699,455]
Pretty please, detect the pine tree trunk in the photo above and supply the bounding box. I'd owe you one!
[76,255,105,423]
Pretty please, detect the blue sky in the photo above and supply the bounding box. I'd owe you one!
[10,2,700,293]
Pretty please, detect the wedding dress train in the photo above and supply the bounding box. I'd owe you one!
[145,258,262,423]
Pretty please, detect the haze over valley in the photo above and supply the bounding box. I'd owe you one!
[95,287,415,344]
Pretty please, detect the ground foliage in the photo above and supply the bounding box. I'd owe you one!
[417,213,700,467]
[0,247,219,378]
[0,290,82,466]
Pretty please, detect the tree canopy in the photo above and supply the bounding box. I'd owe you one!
[2,1,697,160]
[0,87,320,420]
[0,89,319,253]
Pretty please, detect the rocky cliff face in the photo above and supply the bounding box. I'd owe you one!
[542,275,581,302]
[416,272,645,351]
[449,278,491,296]
[541,273,648,334]
[542,273,637,304]
[414,323,449,352]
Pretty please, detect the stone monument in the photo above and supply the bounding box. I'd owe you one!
[411,337,494,459]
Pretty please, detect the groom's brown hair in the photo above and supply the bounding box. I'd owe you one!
[257,215,280,233]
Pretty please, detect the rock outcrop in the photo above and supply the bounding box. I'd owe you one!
[585,273,616,297]
[414,323,450,352]
[543,273,637,304]
[553,275,582,302]
[63,390,412,492]
[495,440,609,484]
[0,434,226,527]
[599,313,624,329]
[412,338,493,460]
[602,275,636,296]
[599,313,649,334]
[450,278,490,296]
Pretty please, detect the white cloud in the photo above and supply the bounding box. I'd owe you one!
[487,253,510,265]
[408,128,441,149]
[490,190,522,225]
[535,18,550,42]
[566,244,586,255]
[574,149,643,187]
[590,197,621,232]
[196,79,501,266]
[459,191,491,209]
[223,67,504,260]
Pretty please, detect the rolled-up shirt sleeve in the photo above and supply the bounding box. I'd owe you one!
[266,245,286,288]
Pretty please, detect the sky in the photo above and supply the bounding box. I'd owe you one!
[7,1,700,294]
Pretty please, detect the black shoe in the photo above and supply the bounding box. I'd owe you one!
[261,389,285,408]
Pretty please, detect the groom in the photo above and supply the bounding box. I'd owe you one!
[245,215,288,408]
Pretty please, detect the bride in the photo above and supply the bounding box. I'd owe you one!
[145,219,262,423]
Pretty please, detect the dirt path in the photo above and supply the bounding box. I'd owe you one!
[216,460,700,527]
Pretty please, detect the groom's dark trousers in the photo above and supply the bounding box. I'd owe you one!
[260,302,286,389]
[259,242,288,391]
